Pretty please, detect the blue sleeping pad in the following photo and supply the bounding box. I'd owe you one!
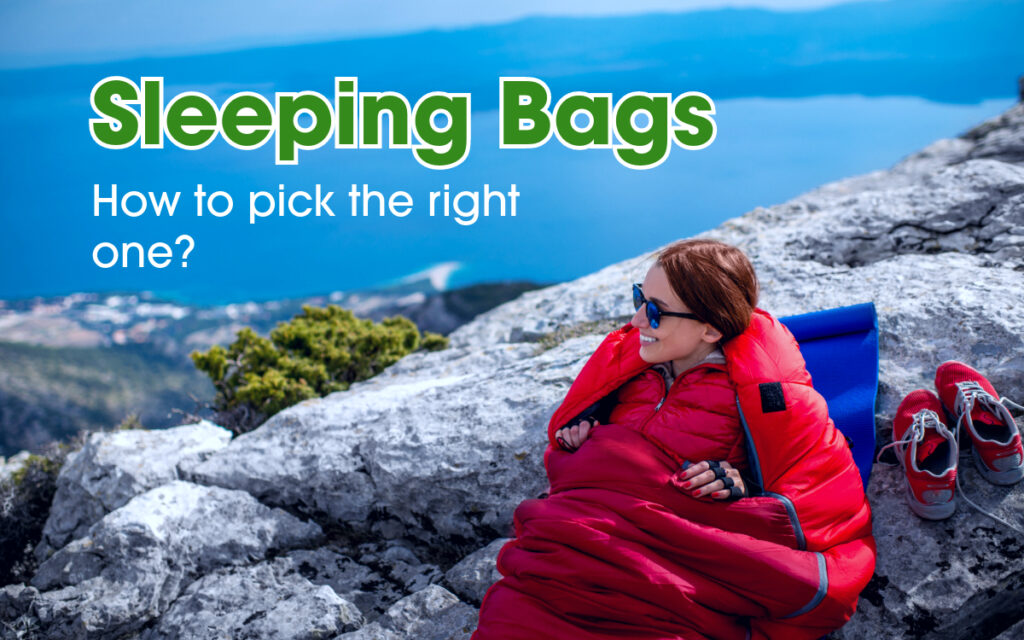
[779,302,879,489]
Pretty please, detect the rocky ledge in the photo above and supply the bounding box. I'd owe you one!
[2,102,1023,639]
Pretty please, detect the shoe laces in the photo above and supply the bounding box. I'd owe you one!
[876,409,953,475]
[1002,396,1024,413]
[878,399,1024,535]
[950,381,1024,535]
[953,380,1024,435]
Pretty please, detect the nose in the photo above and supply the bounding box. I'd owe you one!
[631,304,649,329]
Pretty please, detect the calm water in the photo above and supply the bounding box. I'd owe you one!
[0,94,1015,304]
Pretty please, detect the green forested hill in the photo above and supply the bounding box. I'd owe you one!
[0,341,213,457]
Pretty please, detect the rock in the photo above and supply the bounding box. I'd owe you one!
[0,583,38,622]
[959,102,1024,164]
[831,462,1024,640]
[187,341,576,548]
[995,615,1024,640]
[31,576,155,640]
[449,259,642,348]
[0,597,42,640]
[269,547,402,621]
[333,584,477,640]
[444,538,509,605]
[35,420,231,561]
[762,160,1024,270]
[28,480,321,639]
[141,561,364,640]
[363,545,443,595]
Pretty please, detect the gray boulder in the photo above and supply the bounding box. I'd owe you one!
[28,480,322,639]
[141,561,364,640]
[354,544,443,595]
[0,583,39,626]
[35,420,231,561]
[444,538,509,606]
[268,547,403,621]
[831,462,1024,640]
[186,341,575,547]
[333,584,476,640]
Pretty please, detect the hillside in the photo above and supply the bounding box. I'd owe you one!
[0,280,540,457]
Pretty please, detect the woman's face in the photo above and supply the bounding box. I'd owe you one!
[631,264,722,371]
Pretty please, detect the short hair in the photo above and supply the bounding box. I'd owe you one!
[655,238,759,343]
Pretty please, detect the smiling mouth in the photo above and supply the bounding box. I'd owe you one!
[639,335,658,344]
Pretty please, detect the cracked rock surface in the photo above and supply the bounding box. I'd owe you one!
[333,585,477,640]
[4,103,1023,639]
[34,420,231,562]
[18,481,323,639]
[443,538,508,606]
[141,561,364,640]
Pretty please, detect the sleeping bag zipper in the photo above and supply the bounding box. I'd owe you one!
[651,363,673,413]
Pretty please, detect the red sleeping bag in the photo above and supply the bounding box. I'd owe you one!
[473,308,876,639]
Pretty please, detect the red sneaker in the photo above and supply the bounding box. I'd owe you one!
[935,361,1024,485]
[882,389,958,520]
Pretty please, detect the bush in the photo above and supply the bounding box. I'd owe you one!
[0,413,143,588]
[0,432,87,587]
[191,304,448,435]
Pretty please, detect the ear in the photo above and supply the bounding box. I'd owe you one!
[701,323,723,343]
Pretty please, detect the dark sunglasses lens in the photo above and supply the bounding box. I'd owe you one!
[632,285,643,311]
[646,302,661,328]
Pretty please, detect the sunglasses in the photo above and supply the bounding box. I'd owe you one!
[632,283,702,329]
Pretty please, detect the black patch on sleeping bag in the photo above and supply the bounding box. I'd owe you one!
[759,382,786,413]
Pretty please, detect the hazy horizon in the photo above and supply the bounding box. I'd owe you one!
[0,0,882,69]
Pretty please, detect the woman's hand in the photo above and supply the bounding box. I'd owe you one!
[677,460,746,499]
[555,417,598,452]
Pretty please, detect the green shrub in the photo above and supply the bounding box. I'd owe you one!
[420,331,450,352]
[191,304,448,435]
[1,432,87,587]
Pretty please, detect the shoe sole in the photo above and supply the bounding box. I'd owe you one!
[972,447,1024,485]
[904,481,956,520]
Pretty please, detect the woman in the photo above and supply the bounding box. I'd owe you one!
[555,238,755,501]
[473,239,876,640]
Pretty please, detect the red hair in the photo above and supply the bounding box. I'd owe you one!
[655,239,759,343]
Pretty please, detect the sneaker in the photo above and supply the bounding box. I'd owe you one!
[881,389,959,520]
[935,361,1024,486]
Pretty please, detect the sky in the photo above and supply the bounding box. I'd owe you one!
[0,0,876,68]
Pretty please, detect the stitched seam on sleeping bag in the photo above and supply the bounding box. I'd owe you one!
[781,552,828,619]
